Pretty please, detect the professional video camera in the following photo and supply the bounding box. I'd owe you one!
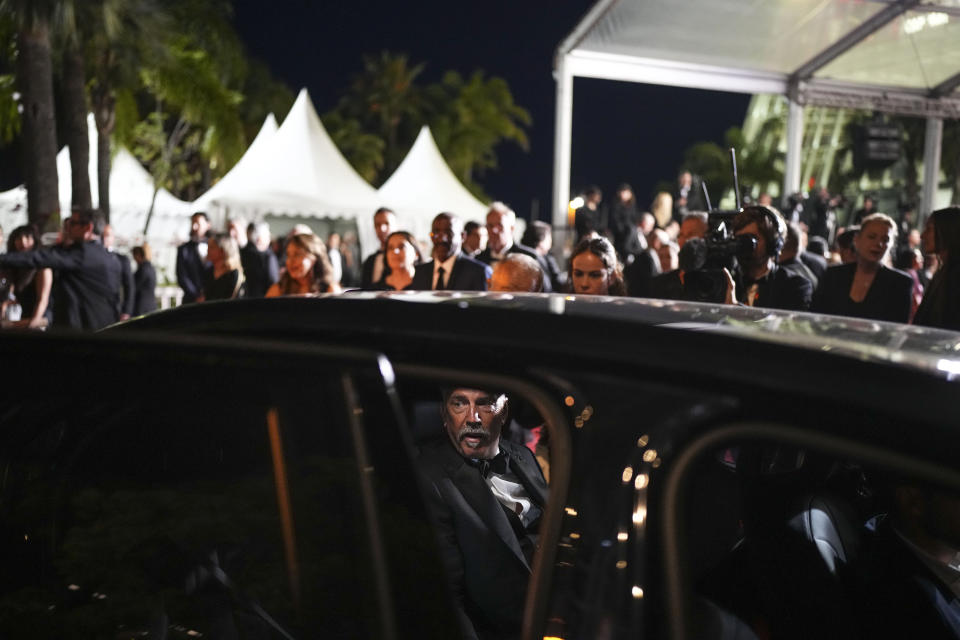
[680,149,757,303]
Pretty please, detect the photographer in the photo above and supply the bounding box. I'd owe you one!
[724,206,812,311]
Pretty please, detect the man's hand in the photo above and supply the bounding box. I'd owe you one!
[119,313,131,321]
[723,268,737,305]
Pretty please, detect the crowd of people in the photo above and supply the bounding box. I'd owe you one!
[1,181,959,333]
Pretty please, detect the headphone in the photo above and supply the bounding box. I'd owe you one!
[740,205,786,259]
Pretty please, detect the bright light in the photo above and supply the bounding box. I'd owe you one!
[616,560,628,569]
[617,531,629,541]
[633,507,647,525]
[937,359,960,376]
[632,586,644,599]
[622,466,634,483]
[565,507,578,516]
[570,197,585,209]
[642,449,658,462]
[904,12,949,34]
[635,474,649,490]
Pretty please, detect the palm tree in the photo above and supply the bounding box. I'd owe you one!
[57,0,92,210]
[1,0,59,230]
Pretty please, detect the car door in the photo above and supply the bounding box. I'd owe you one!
[0,332,459,639]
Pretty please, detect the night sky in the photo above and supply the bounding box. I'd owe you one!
[231,0,751,221]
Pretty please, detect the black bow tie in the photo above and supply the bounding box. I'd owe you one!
[473,452,509,479]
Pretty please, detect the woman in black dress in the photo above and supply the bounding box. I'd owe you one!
[131,244,157,315]
[5,225,52,328]
[201,233,245,301]
[373,230,423,291]
[811,213,912,323]
[914,206,960,330]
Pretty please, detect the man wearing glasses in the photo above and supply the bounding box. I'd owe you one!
[0,208,120,330]
[418,387,548,639]
[411,212,491,291]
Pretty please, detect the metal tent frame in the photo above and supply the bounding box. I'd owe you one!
[553,0,960,229]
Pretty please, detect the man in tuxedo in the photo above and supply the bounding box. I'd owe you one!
[240,221,279,298]
[411,213,491,291]
[462,220,488,258]
[854,481,960,639]
[360,207,396,288]
[0,208,119,330]
[176,212,211,304]
[101,223,134,320]
[418,387,548,639]
[476,203,552,292]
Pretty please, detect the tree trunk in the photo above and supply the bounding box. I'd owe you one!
[62,43,92,210]
[92,86,115,220]
[17,21,59,232]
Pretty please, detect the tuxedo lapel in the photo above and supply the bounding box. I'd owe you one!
[501,441,548,509]
[447,256,466,290]
[449,453,530,570]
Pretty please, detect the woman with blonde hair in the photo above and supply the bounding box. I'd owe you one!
[201,233,245,301]
[811,213,912,323]
[267,232,340,297]
[651,191,674,230]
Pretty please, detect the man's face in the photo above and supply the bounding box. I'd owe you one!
[191,215,210,239]
[374,211,395,246]
[463,226,487,255]
[102,225,114,249]
[679,172,692,188]
[66,215,91,243]
[431,215,462,262]
[443,388,507,460]
[677,217,707,249]
[486,210,512,254]
[735,221,766,264]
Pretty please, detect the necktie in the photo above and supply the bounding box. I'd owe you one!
[436,266,447,290]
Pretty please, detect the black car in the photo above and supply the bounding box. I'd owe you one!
[2,292,960,639]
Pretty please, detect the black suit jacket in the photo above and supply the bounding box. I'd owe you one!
[360,251,384,289]
[853,519,960,640]
[800,251,827,282]
[476,243,553,293]
[0,240,119,330]
[132,261,158,316]
[418,438,548,639]
[112,251,134,316]
[411,254,492,291]
[811,263,912,323]
[176,239,209,303]
[240,243,279,298]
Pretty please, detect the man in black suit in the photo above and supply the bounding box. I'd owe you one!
[411,213,491,291]
[176,212,211,304]
[853,481,960,639]
[778,222,819,290]
[240,221,279,298]
[0,208,119,330]
[476,203,552,292]
[360,207,396,288]
[418,387,548,639]
[102,223,134,320]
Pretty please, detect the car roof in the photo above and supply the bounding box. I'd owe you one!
[117,291,960,381]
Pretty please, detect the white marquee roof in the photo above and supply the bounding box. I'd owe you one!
[560,0,960,116]
[377,126,489,245]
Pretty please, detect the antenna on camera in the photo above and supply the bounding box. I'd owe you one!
[729,147,742,211]
[701,181,713,212]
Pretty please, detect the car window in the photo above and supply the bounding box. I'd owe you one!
[0,336,458,639]
[669,430,960,640]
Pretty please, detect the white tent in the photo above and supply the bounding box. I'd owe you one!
[377,125,489,245]
[190,113,277,211]
[194,88,382,256]
[554,0,960,227]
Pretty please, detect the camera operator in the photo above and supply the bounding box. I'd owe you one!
[724,206,812,311]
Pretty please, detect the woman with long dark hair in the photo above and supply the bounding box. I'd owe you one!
[914,206,960,330]
[373,230,423,291]
[267,232,340,297]
[4,225,52,328]
[567,236,626,296]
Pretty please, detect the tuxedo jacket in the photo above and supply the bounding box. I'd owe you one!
[132,261,158,316]
[476,243,553,293]
[176,240,209,303]
[411,254,492,291]
[853,519,960,640]
[418,438,548,639]
[113,251,134,316]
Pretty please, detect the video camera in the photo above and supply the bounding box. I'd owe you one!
[680,149,757,303]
